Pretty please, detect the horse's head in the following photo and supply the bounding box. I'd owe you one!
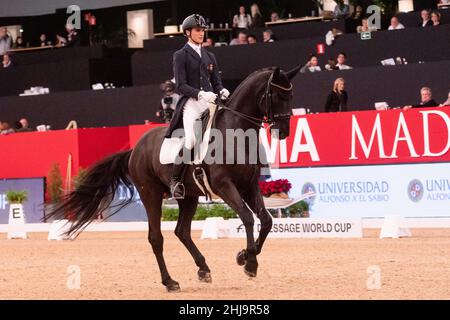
[261,65,301,140]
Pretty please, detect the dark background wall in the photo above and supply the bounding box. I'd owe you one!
[1,60,448,129]
[132,24,450,86]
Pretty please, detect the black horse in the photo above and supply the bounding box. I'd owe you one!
[47,66,300,292]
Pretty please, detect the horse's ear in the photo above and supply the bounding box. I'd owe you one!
[285,64,302,80]
[272,67,281,81]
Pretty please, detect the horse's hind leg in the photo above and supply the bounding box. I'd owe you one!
[139,184,180,292]
[175,196,212,283]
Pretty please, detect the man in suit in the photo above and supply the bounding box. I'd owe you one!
[420,10,433,27]
[166,14,230,199]
[403,87,438,110]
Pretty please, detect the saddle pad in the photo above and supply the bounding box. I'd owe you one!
[159,104,219,165]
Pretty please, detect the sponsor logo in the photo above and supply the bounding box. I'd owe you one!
[408,179,424,202]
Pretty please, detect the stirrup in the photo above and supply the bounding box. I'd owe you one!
[170,181,185,200]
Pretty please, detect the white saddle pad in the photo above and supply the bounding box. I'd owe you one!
[159,104,218,165]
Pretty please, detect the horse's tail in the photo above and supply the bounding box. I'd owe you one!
[45,150,134,237]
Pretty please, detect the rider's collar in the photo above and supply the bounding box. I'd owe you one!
[188,40,202,49]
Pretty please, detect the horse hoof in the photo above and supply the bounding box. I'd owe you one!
[164,280,181,292]
[236,249,247,266]
[244,268,257,278]
[198,271,212,283]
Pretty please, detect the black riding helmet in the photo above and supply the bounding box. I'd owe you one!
[181,14,208,35]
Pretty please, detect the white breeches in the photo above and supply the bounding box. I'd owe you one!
[183,98,212,149]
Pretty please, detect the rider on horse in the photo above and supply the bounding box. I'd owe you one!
[166,14,230,200]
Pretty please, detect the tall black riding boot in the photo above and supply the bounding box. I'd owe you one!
[169,147,193,199]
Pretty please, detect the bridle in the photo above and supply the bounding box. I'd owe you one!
[219,71,293,128]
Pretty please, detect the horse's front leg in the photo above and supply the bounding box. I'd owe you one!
[237,182,273,266]
[214,178,259,277]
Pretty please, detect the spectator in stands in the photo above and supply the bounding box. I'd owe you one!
[333,0,350,20]
[388,16,405,30]
[431,11,441,26]
[300,54,322,73]
[203,37,215,48]
[65,23,81,47]
[55,34,67,47]
[419,9,433,27]
[325,58,338,71]
[0,122,15,135]
[233,6,252,29]
[403,87,438,110]
[325,78,348,113]
[13,36,25,49]
[251,4,264,28]
[440,92,450,106]
[357,18,377,33]
[351,5,363,20]
[263,29,275,42]
[0,27,11,55]
[18,118,33,132]
[336,52,352,70]
[247,34,257,44]
[270,12,280,23]
[230,31,248,45]
[40,34,52,47]
[2,54,12,68]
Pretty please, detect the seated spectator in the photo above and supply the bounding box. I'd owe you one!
[55,34,67,47]
[388,16,405,30]
[357,18,377,33]
[13,36,25,49]
[419,9,433,27]
[230,31,248,45]
[270,11,280,23]
[247,34,257,44]
[233,6,252,29]
[203,37,215,48]
[263,29,275,42]
[440,92,450,106]
[336,52,352,70]
[325,78,348,113]
[65,24,81,47]
[325,27,344,46]
[2,54,12,68]
[0,122,15,135]
[40,34,52,47]
[351,5,363,20]
[431,11,441,26]
[333,0,350,20]
[325,58,338,71]
[403,87,438,110]
[0,27,11,55]
[16,118,33,132]
[251,4,264,28]
[300,54,321,73]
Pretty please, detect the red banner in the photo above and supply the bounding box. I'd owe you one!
[264,106,450,168]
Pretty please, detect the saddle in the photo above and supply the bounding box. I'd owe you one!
[159,103,222,201]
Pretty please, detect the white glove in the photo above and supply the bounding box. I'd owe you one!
[220,88,230,99]
[198,91,217,103]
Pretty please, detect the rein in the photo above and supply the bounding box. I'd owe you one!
[219,71,293,128]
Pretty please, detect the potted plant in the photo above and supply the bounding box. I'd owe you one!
[298,200,310,218]
[45,163,63,221]
[259,179,292,199]
[6,190,28,239]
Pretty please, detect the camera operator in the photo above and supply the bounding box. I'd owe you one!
[156,79,180,123]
